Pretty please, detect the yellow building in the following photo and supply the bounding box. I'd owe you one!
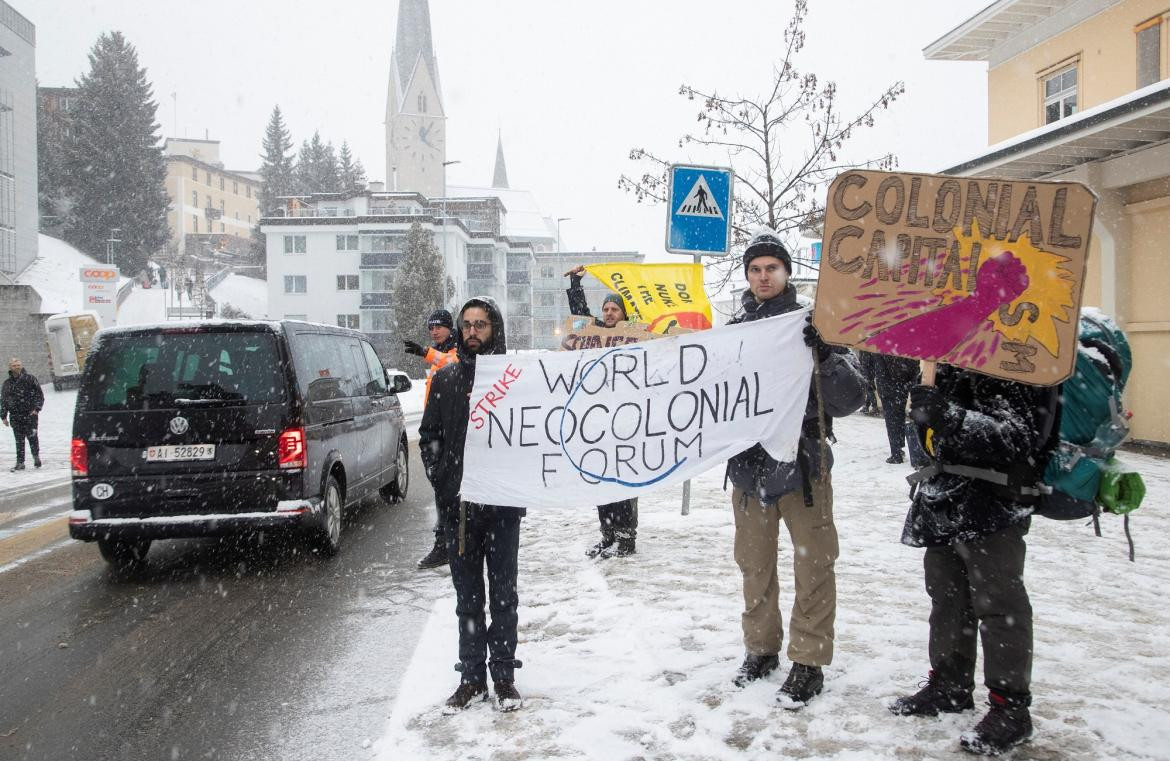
[163,138,260,258]
[927,0,1170,446]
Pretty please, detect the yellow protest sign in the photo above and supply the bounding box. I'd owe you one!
[584,262,712,333]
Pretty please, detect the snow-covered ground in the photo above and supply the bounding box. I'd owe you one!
[209,273,268,318]
[18,234,132,314]
[376,412,1170,761]
[115,282,172,326]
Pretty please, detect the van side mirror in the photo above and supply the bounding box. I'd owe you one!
[386,370,412,394]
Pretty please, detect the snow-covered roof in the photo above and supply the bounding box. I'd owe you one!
[446,185,557,241]
[209,274,269,319]
[943,78,1170,178]
[923,0,1091,62]
[17,235,132,314]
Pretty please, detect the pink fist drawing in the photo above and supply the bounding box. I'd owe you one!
[865,251,1030,359]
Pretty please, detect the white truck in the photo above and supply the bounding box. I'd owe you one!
[44,312,101,391]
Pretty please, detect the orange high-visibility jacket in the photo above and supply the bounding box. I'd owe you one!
[423,345,459,404]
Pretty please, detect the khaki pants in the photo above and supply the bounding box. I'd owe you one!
[731,479,838,667]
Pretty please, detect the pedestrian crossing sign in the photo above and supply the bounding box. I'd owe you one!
[666,164,733,255]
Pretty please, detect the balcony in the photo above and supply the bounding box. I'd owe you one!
[467,263,496,279]
[272,207,357,218]
[506,270,530,284]
[362,292,393,307]
[361,252,404,268]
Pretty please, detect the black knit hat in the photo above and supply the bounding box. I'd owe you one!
[602,293,629,320]
[743,233,792,275]
[427,309,454,329]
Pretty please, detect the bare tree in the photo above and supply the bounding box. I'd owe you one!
[618,0,904,289]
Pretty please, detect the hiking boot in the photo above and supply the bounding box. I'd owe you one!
[10,462,24,472]
[776,662,824,709]
[442,681,488,714]
[959,692,1033,756]
[598,536,635,559]
[33,455,41,468]
[889,671,974,716]
[732,653,779,687]
[585,531,615,559]
[416,538,448,570]
[494,680,523,712]
[886,452,905,464]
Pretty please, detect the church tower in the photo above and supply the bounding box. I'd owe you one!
[385,0,446,198]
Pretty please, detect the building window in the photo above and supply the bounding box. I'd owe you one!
[538,292,556,307]
[1137,17,1163,88]
[192,190,198,206]
[191,165,198,180]
[233,180,239,195]
[418,92,427,113]
[246,186,252,198]
[337,314,360,329]
[336,274,359,290]
[540,264,556,279]
[283,235,307,254]
[193,214,199,232]
[220,222,225,233]
[336,234,359,251]
[219,177,225,190]
[205,171,211,185]
[1043,64,1078,124]
[284,275,307,293]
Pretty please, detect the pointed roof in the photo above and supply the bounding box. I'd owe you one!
[492,133,509,189]
[394,0,438,89]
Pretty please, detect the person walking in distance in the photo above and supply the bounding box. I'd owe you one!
[405,309,459,570]
[875,353,919,464]
[565,264,639,559]
[419,297,526,713]
[724,231,864,709]
[1,357,44,471]
[889,368,1053,756]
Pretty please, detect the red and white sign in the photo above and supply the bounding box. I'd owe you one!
[79,266,119,326]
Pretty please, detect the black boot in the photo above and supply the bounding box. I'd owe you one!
[776,662,824,709]
[442,681,488,714]
[33,455,41,468]
[10,462,24,472]
[598,530,635,559]
[494,680,523,712]
[960,691,1033,756]
[732,653,779,687]
[586,529,615,559]
[886,451,905,464]
[416,536,448,569]
[889,671,975,716]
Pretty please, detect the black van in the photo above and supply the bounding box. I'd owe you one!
[68,320,411,568]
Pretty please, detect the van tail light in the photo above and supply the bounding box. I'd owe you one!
[278,427,306,469]
[71,438,89,476]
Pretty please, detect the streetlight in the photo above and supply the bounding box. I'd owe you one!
[556,217,572,331]
[442,160,461,307]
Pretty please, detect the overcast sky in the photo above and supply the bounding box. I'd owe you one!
[30,0,992,263]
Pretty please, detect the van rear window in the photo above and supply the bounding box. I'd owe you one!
[83,331,285,410]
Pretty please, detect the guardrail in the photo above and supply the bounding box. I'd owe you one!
[116,279,134,306]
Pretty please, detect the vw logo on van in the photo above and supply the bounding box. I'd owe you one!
[169,416,190,435]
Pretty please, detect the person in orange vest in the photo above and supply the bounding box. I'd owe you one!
[406,309,459,569]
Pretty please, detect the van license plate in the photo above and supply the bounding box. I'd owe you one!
[145,444,216,462]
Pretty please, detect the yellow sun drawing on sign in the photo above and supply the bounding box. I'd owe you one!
[931,220,1077,358]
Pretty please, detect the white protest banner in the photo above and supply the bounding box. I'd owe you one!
[460,310,812,508]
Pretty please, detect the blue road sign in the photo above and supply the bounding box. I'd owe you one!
[666,164,733,255]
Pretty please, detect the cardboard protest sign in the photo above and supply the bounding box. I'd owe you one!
[460,312,812,508]
[558,317,691,351]
[814,170,1095,385]
[584,262,713,332]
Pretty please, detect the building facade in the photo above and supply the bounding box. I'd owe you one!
[926,0,1170,445]
[0,1,36,278]
[385,0,446,197]
[163,138,260,260]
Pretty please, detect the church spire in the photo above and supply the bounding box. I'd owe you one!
[492,132,509,189]
[394,0,437,89]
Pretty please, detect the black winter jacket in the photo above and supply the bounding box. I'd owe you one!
[902,365,1052,547]
[1,369,43,420]
[419,297,525,514]
[725,287,864,503]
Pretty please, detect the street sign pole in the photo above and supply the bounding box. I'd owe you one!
[665,164,734,516]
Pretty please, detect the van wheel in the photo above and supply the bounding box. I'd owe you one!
[380,438,409,504]
[316,474,343,556]
[97,538,151,572]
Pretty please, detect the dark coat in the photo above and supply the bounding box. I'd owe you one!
[875,353,919,387]
[725,286,864,503]
[902,366,1052,548]
[419,297,524,514]
[1,369,44,420]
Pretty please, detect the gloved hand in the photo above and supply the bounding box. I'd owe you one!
[909,384,956,433]
[403,340,426,357]
[802,315,833,362]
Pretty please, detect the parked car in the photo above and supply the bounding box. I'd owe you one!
[68,319,412,570]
